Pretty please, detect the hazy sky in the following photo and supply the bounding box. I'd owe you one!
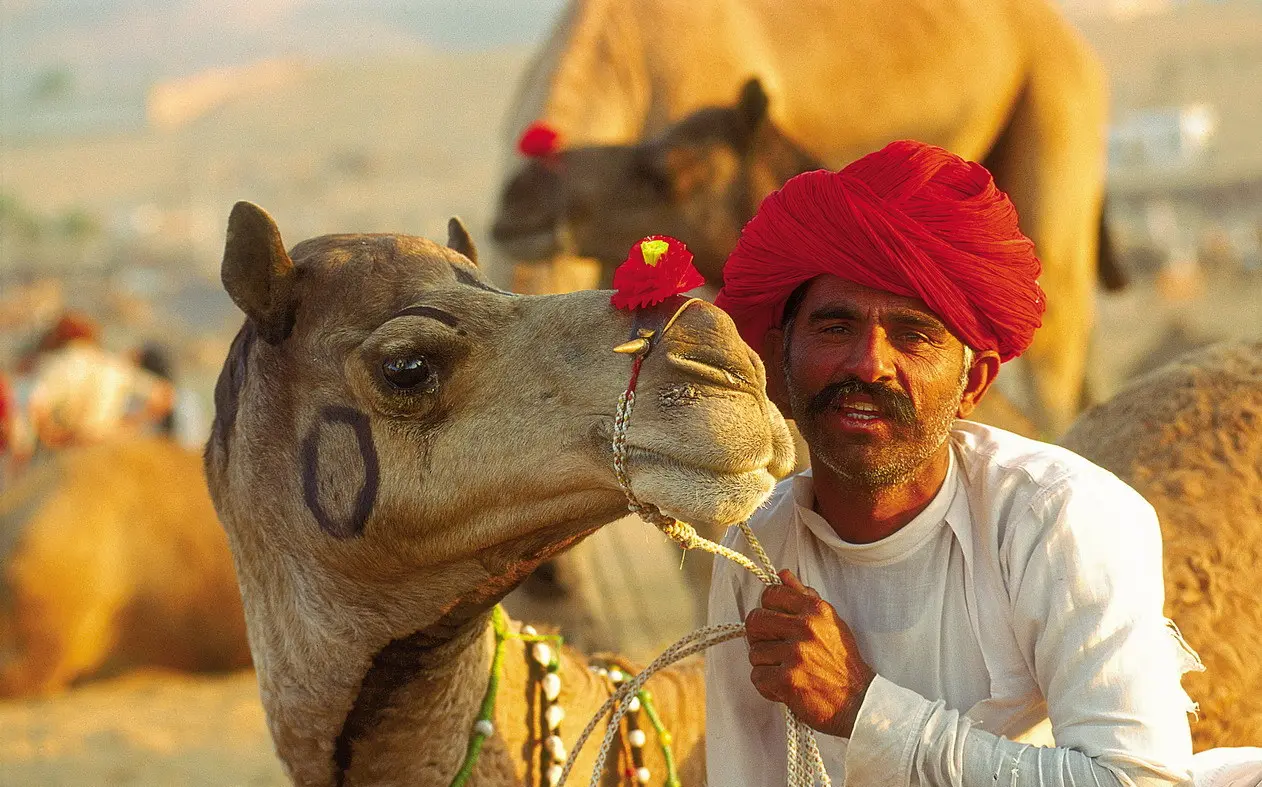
[0,0,572,132]
[3,0,570,79]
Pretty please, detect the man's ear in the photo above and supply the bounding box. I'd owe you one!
[762,327,792,415]
[956,349,1001,419]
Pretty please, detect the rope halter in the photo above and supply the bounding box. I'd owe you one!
[559,295,833,787]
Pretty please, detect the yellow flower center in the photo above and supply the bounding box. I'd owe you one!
[640,239,670,267]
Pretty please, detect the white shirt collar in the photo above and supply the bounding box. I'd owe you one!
[790,447,963,566]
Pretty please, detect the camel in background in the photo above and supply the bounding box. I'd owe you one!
[494,0,1112,439]
[1060,340,1262,750]
[0,438,249,696]
[203,202,795,785]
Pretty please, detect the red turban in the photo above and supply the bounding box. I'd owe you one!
[714,140,1045,362]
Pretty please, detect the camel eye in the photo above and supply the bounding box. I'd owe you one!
[382,357,433,391]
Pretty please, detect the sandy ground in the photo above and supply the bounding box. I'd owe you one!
[0,670,284,786]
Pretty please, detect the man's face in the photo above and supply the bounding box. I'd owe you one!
[779,276,973,489]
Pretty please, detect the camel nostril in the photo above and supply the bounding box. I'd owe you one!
[669,350,756,390]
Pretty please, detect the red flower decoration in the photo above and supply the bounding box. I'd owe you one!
[517,121,560,158]
[611,235,706,310]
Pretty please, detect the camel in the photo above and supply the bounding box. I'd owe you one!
[492,0,1111,438]
[0,437,250,696]
[203,202,796,785]
[1059,340,1262,750]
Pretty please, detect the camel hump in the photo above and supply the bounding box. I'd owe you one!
[222,201,298,344]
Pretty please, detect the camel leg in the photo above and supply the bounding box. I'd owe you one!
[982,13,1109,438]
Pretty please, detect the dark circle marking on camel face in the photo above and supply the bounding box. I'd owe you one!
[301,406,380,539]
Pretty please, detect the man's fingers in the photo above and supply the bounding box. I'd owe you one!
[747,640,794,667]
[760,582,814,613]
[778,569,822,599]
[744,607,799,642]
[749,665,787,704]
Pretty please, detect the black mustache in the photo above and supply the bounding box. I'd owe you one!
[807,377,916,425]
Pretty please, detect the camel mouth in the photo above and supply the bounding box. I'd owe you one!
[632,464,779,530]
[617,446,782,529]
[620,443,774,479]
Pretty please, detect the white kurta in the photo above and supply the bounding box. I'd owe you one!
[706,421,1203,787]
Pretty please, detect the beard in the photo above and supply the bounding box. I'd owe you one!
[788,373,965,489]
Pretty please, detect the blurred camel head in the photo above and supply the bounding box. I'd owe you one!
[202,202,794,781]
[492,78,818,287]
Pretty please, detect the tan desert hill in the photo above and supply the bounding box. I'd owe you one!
[2,50,532,282]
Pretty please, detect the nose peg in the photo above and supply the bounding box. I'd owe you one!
[613,337,651,355]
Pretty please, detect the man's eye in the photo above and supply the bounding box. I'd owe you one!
[382,357,433,390]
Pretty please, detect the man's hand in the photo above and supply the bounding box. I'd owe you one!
[745,569,876,738]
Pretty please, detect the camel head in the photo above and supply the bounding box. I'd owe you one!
[203,202,794,775]
[491,78,820,287]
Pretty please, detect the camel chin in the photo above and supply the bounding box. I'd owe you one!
[629,461,780,531]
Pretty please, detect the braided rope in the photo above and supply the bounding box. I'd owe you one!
[559,333,832,786]
[557,624,745,787]
[613,375,777,587]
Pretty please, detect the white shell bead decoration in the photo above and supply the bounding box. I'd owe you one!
[608,668,625,683]
[546,763,564,786]
[627,696,641,712]
[531,642,553,666]
[629,729,647,748]
[521,625,538,636]
[636,766,651,783]
[546,734,567,761]
[542,672,562,701]
[473,719,494,737]
[545,704,566,730]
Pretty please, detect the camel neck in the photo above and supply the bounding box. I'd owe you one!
[332,609,494,785]
[738,129,823,220]
[261,606,496,787]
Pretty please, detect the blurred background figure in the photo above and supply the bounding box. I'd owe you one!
[18,311,175,452]
[133,339,208,447]
[0,371,33,488]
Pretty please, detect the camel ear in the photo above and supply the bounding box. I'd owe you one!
[736,78,770,133]
[222,201,298,344]
[446,217,478,266]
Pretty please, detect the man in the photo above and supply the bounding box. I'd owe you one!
[706,140,1202,786]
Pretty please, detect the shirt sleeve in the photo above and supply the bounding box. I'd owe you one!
[846,675,1156,787]
[844,471,1195,787]
[1009,474,1195,782]
[705,529,787,786]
